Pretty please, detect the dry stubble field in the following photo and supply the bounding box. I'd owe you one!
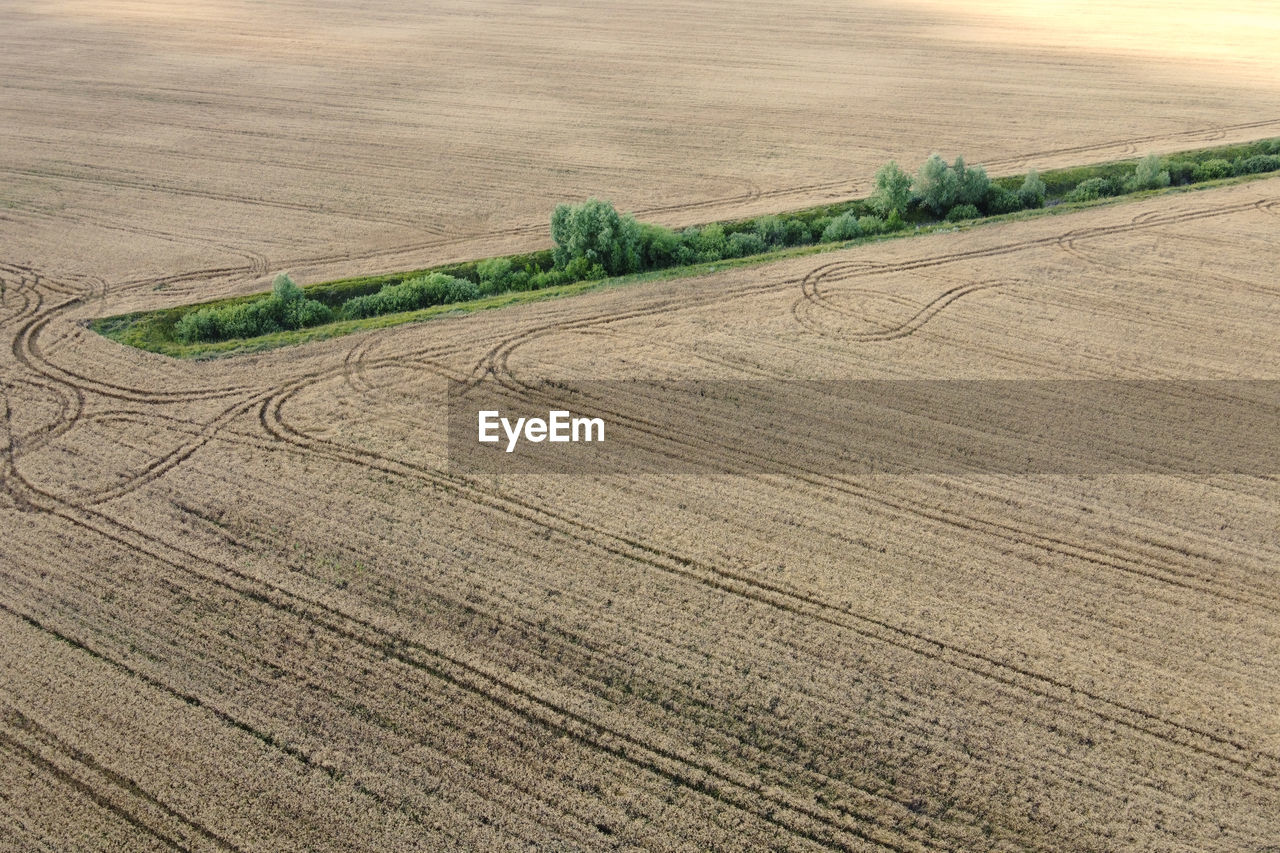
[2,1,1280,851]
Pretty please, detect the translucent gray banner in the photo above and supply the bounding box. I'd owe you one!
[446,380,1280,476]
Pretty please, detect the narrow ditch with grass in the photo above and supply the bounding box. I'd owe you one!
[92,139,1280,359]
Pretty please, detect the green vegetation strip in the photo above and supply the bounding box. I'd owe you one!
[93,138,1280,359]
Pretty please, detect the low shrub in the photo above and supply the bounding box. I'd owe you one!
[1234,154,1280,175]
[726,231,767,258]
[1164,159,1196,185]
[476,258,513,294]
[1065,177,1118,203]
[340,272,477,320]
[754,215,787,247]
[687,223,728,262]
[857,215,887,235]
[1018,169,1047,209]
[1126,154,1170,191]
[637,223,682,270]
[1193,158,1233,182]
[821,212,862,242]
[945,204,981,222]
[173,274,333,343]
[985,186,1023,215]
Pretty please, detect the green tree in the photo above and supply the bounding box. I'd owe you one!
[1191,158,1232,182]
[869,160,912,217]
[913,154,958,215]
[821,212,862,242]
[550,198,640,276]
[1018,168,1046,209]
[953,157,991,208]
[1128,154,1171,191]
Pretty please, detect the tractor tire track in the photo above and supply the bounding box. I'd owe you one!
[3,462,924,853]
[0,705,241,853]
[255,366,1280,792]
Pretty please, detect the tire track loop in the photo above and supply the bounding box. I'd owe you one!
[488,294,1280,611]
[261,368,1280,793]
[1,271,272,507]
[0,704,240,853]
[0,371,91,464]
[3,460,920,853]
[445,196,1280,614]
[468,198,1268,368]
[0,264,42,329]
[435,199,1280,776]
[1057,206,1280,298]
[789,198,1269,342]
[14,300,250,404]
[72,393,270,507]
[794,273,1027,341]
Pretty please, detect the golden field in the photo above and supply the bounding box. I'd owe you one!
[2,1,1278,850]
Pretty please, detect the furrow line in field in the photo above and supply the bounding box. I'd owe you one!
[256,382,1279,788]
[0,705,241,853]
[4,462,929,851]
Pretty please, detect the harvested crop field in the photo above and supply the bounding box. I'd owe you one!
[3,2,1280,851]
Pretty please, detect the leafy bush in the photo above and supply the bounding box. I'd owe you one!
[821,212,862,242]
[173,274,333,343]
[687,223,728,262]
[476,258,513,294]
[945,204,981,222]
[1192,159,1232,182]
[1018,168,1046,209]
[753,215,787,247]
[857,215,887,235]
[173,307,223,343]
[637,223,682,270]
[955,158,991,208]
[1126,154,1170,191]
[726,231,768,258]
[869,160,913,217]
[1064,177,1118,203]
[550,198,640,275]
[340,272,477,320]
[1234,154,1280,175]
[782,218,813,246]
[913,154,957,215]
[913,154,990,217]
[1165,159,1196,185]
[986,186,1023,215]
[292,299,334,328]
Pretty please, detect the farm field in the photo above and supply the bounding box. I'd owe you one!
[3,1,1280,851]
